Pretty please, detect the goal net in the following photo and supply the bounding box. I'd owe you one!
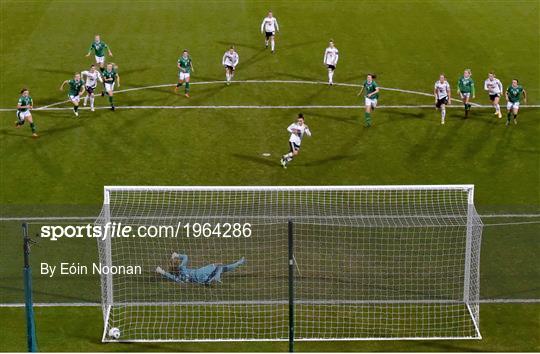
[96,185,482,342]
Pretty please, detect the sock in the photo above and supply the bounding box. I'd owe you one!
[74,105,79,112]
[513,114,517,119]
[265,39,269,47]
[30,122,36,133]
[365,112,372,126]
[90,96,94,108]
[222,258,245,273]
[83,95,88,105]
[507,112,512,121]
[329,71,334,83]
[226,73,230,82]
[176,82,183,87]
[441,108,446,120]
[185,82,190,93]
[108,96,114,106]
[464,103,467,111]
[495,104,500,112]
[271,38,275,51]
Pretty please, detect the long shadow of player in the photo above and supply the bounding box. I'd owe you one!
[232,153,278,167]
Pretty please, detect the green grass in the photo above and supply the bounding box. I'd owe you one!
[0,0,539,351]
[0,304,538,352]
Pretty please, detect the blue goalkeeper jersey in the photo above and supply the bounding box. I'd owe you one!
[180,264,218,284]
[176,254,218,284]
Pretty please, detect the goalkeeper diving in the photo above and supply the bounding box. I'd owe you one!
[156,252,246,285]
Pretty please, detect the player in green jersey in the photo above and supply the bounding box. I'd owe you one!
[505,79,527,126]
[102,63,120,110]
[15,88,38,138]
[457,69,475,118]
[175,50,195,98]
[357,74,380,127]
[60,73,86,117]
[86,35,113,71]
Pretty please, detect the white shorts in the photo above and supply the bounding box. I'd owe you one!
[95,56,105,64]
[460,92,471,99]
[179,72,190,81]
[507,101,520,110]
[365,97,377,108]
[69,95,80,103]
[16,110,31,121]
[105,82,115,92]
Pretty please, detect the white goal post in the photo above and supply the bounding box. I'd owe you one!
[96,185,482,342]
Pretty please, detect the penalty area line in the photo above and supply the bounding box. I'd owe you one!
[3,79,537,111]
[1,213,540,222]
[0,298,539,307]
[2,104,540,112]
[0,214,539,222]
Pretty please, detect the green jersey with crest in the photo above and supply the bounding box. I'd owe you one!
[458,76,474,93]
[363,80,379,100]
[102,70,117,84]
[89,41,108,57]
[178,56,193,74]
[17,96,33,112]
[506,85,524,103]
[68,79,84,96]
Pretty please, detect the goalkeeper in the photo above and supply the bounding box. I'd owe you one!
[156,252,246,285]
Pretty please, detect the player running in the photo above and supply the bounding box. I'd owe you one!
[60,73,85,117]
[175,49,194,98]
[323,40,339,85]
[85,35,113,72]
[156,252,246,285]
[505,79,527,126]
[15,88,37,138]
[81,64,103,112]
[484,72,504,118]
[434,74,451,125]
[357,74,380,127]
[222,46,239,85]
[102,63,120,110]
[280,113,312,169]
[457,69,475,118]
[260,11,279,53]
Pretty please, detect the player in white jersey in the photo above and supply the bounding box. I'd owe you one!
[484,72,503,118]
[434,74,451,125]
[323,40,339,85]
[81,64,103,111]
[280,113,312,169]
[260,11,279,53]
[222,46,239,85]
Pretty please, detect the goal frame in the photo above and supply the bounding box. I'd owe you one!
[98,184,482,342]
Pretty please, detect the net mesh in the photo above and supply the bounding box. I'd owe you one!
[96,186,482,341]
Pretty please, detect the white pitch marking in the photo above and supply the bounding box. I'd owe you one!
[0,213,539,222]
[0,298,539,307]
[2,104,540,112]
[2,80,534,112]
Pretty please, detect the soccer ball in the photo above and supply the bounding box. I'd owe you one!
[108,327,121,339]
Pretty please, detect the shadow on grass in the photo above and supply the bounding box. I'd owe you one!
[301,154,360,167]
[0,284,96,303]
[215,40,261,51]
[232,153,277,167]
[306,111,358,125]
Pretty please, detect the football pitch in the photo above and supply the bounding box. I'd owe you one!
[0,0,539,352]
